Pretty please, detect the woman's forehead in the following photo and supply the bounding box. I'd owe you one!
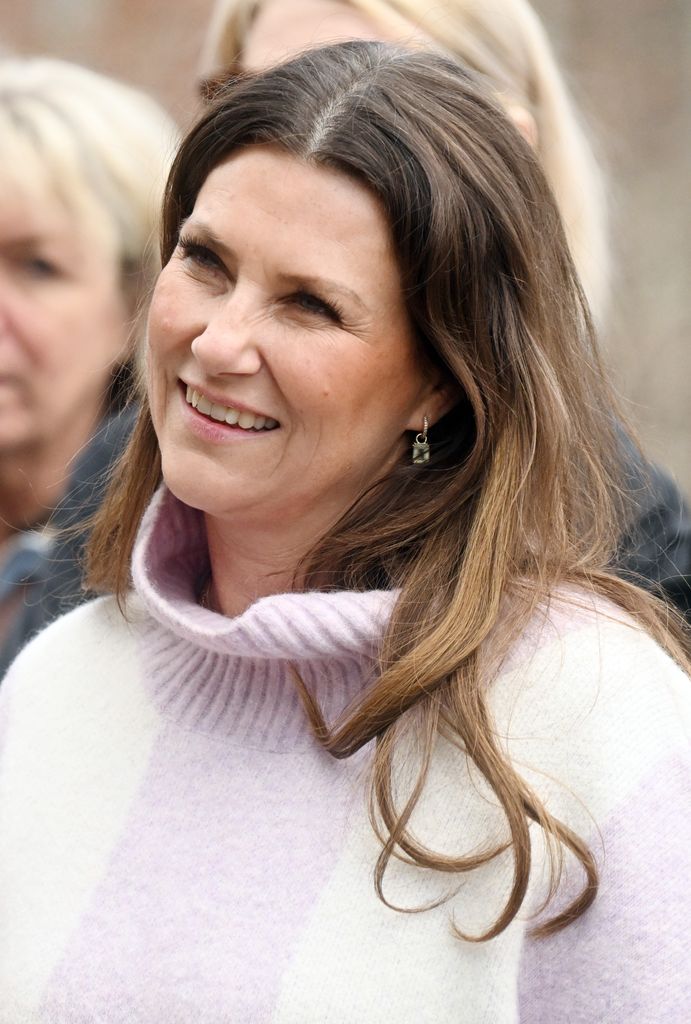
[187,147,404,311]
[0,161,120,267]
[241,0,414,72]
[195,148,392,251]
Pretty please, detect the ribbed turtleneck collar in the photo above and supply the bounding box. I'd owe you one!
[130,487,396,748]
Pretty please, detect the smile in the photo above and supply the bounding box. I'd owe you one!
[184,385,279,431]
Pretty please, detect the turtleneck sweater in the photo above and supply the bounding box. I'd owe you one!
[0,486,690,1023]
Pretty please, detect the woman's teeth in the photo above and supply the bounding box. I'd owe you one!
[185,386,278,431]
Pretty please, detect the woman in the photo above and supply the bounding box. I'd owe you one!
[200,0,691,619]
[0,58,177,673]
[0,42,689,1021]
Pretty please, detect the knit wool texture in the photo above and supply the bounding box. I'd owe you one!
[1,485,690,1022]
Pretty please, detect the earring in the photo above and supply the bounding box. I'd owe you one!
[412,416,430,464]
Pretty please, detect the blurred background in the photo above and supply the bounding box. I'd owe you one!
[1,0,689,493]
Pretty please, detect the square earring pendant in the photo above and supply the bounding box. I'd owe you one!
[412,438,430,464]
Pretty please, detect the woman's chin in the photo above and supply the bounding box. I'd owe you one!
[162,476,227,519]
[159,453,268,523]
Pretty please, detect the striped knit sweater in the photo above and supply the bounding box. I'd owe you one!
[1,485,690,1023]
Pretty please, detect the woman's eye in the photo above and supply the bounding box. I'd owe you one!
[24,256,59,279]
[293,291,342,323]
[178,238,222,272]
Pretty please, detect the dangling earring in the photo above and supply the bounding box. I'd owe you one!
[412,416,430,464]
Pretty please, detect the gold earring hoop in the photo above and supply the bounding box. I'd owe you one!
[412,416,430,464]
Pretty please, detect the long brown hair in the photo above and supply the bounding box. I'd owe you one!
[88,42,689,939]
[200,0,610,321]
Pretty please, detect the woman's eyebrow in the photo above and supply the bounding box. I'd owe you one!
[180,218,370,314]
[178,219,234,258]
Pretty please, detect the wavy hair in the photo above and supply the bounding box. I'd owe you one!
[200,0,609,322]
[87,42,688,940]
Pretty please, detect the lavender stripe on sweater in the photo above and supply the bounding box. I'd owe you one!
[0,484,689,1023]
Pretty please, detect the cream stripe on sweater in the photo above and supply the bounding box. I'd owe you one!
[0,486,690,1022]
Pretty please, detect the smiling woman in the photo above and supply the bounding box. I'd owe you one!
[201,0,691,620]
[146,146,450,609]
[0,41,689,1024]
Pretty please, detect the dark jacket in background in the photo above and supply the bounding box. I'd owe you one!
[0,408,136,677]
[617,449,691,619]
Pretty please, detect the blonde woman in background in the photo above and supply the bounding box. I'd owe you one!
[199,0,691,620]
[202,0,609,320]
[0,58,177,674]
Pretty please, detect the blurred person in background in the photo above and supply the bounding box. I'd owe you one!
[199,0,691,621]
[0,58,177,674]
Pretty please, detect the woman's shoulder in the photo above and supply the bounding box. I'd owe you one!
[487,587,690,823]
[0,593,156,780]
[0,594,145,712]
[495,585,688,703]
[8,594,137,668]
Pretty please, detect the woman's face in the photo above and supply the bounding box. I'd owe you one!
[241,0,418,72]
[0,185,129,462]
[147,146,446,533]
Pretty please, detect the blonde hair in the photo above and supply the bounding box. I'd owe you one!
[0,58,178,343]
[201,0,609,321]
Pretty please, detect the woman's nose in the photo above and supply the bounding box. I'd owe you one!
[0,277,21,343]
[190,289,264,376]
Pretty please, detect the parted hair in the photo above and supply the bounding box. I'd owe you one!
[201,0,609,321]
[88,42,688,940]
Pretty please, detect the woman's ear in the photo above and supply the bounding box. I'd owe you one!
[407,377,460,433]
[507,104,538,149]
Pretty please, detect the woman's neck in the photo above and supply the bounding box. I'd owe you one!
[204,516,306,618]
[202,499,350,618]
